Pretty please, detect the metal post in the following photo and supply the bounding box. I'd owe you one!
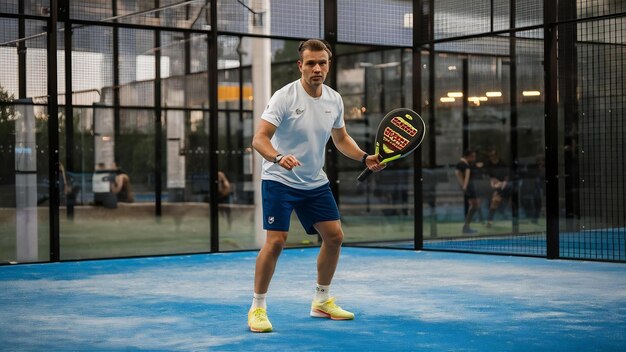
[559,0,579,231]
[413,0,428,249]
[462,58,469,152]
[112,0,121,162]
[324,0,339,203]
[544,0,560,259]
[209,0,219,252]
[154,0,163,217]
[461,57,469,221]
[61,0,74,220]
[427,0,436,171]
[18,1,26,99]
[48,0,61,261]
[510,0,519,234]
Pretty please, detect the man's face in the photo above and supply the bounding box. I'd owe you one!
[488,152,499,163]
[298,49,330,89]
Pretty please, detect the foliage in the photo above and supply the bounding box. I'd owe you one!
[0,85,15,123]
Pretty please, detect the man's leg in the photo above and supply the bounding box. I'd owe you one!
[487,191,501,226]
[313,220,343,286]
[254,230,288,294]
[309,220,354,320]
[463,198,478,233]
[249,230,288,333]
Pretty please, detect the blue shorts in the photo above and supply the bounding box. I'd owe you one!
[262,180,340,235]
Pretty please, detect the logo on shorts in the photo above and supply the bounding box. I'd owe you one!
[268,216,275,224]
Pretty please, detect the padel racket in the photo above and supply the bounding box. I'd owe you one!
[357,108,426,182]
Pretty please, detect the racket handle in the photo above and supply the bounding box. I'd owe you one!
[357,168,373,182]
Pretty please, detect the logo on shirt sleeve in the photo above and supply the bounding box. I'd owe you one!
[295,108,305,115]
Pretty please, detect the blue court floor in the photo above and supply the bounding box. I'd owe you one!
[1,247,625,351]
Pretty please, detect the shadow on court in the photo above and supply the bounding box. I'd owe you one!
[1,248,625,351]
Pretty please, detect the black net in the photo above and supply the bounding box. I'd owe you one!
[571,17,626,261]
[218,0,322,39]
[338,0,412,46]
[0,1,624,262]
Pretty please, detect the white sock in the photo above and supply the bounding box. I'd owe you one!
[251,293,267,310]
[315,284,330,303]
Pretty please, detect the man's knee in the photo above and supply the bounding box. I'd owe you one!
[265,232,288,253]
[317,224,344,247]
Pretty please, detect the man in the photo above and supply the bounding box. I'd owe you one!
[455,149,478,234]
[248,39,386,333]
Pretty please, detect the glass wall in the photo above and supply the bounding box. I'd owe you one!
[0,17,51,263]
[420,34,547,255]
[335,46,415,244]
[1,0,624,263]
[57,23,214,259]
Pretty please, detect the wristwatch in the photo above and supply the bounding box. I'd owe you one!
[361,153,369,165]
[274,153,284,163]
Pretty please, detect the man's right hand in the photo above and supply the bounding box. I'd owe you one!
[278,154,302,171]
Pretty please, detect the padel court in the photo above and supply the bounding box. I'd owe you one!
[1,247,625,351]
[1,1,625,351]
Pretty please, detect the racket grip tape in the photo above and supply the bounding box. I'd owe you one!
[357,168,373,182]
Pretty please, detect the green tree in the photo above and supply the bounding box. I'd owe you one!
[0,85,16,206]
[0,85,15,122]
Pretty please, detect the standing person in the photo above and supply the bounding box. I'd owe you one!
[248,39,386,333]
[455,150,479,234]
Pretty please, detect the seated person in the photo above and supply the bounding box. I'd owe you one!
[110,162,134,203]
[485,148,513,227]
[218,171,233,227]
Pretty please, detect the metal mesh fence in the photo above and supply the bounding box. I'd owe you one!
[420,1,625,261]
[71,25,114,103]
[218,0,322,39]
[338,0,412,46]
[578,0,626,20]
[0,1,624,262]
[573,16,626,261]
[0,18,19,97]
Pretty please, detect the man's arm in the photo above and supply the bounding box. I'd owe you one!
[252,119,301,170]
[330,127,385,172]
[455,169,465,189]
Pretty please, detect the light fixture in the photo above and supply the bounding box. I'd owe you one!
[447,92,463,98]
[440,97,455,103]
[486,91,502,97]
[403,13,413,28]
[467,96,488,102]
[523,91,541,96]
[448,65,457,71]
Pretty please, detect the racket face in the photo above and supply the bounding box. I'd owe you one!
[373,108,426,164]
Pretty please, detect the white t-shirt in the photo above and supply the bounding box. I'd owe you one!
[260,79,345,190]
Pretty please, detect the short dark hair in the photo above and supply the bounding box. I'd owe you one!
[298,39,332,59]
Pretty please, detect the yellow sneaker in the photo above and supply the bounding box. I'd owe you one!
[310,297,355,320]
[248,308,273,333]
